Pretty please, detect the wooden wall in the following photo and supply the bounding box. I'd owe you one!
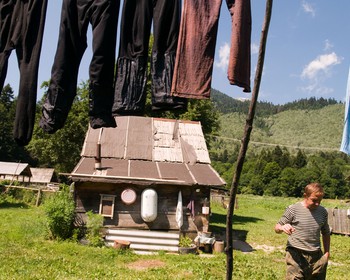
[74,181,211,233]
[327,208,350,235]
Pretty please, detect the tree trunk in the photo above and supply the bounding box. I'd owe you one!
[225,1,274,279]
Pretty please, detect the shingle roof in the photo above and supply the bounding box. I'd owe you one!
[71,116,226,187]
[0,161,32,177]
[29,168,55,183]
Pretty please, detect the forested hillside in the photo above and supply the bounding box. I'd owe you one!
[209,90,350,199]
[211,88,340,116]
[216,104,343,151]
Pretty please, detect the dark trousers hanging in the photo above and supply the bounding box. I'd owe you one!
[0,0,48,146]
[171,0,251,99]
[40,0,120,134]
[112,0,186,116]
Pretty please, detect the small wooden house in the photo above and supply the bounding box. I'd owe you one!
[0,161,32,184]
[70,116,226,252]
[25,168,56,187]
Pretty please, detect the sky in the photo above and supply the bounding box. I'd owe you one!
[5,0,350,105]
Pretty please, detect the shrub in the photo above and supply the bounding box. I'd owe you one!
[179,235,193,247]
[43,185,75,240]
[85,211,104,247]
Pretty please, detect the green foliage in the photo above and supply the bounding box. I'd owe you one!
[43,185,76,240]
[0,84,33,162]
[213,144,350,198]
[6,188,37,205]
[0,191,20,208]
[179,235,194,247]
[85,211,105,247]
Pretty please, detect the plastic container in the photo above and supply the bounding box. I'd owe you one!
[141,188,158,222]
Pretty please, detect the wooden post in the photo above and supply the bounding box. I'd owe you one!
[36,189,41,207]
[225,0,273,279]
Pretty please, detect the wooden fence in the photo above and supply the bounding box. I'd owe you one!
[327,208,350,235]
[3,185,57,206]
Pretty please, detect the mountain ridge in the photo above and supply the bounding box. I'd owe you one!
[211,89,345,153]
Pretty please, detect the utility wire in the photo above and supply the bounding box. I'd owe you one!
[208,135,340,152]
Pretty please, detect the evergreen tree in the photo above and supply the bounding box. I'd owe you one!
[0,85,15,160]
[0,84,33,162]
[293,150,307,169]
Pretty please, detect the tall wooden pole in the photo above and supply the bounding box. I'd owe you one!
[225,1,273,279]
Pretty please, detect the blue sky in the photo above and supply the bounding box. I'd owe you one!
[213,0,350,105]
[5,0,350,105]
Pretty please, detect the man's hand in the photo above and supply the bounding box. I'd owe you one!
[275,223,295,235]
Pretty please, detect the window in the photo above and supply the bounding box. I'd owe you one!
[99,194,116,218]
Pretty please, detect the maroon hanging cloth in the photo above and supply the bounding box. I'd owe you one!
[227,0,251,92]
[171,0,251,100]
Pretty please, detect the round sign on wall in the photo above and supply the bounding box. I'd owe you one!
[121,188,137,205]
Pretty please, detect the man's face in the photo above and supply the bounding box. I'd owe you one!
[304,192,324,210]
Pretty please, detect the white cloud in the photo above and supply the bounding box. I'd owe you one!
[300,52,342,95]
[302,1,316,17]
[215,42,230,71]
[301,52,341,79]
[324,39,333,51]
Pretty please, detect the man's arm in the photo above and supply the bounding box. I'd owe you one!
[322,234,331,259]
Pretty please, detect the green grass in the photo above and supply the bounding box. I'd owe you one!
[0,195,349,279]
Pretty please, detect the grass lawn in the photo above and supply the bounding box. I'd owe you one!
[0,195,349,279]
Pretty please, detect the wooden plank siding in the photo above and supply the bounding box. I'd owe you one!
[74,182,211,233]
[327,208,350,235]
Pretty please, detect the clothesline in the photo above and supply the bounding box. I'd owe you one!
[209,135,340,152]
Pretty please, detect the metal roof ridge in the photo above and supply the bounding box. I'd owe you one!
[66,172,188,184]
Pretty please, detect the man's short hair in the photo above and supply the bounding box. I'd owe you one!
[304,182,324,197]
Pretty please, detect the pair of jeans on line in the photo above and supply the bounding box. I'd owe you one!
[0,0,48,146]
[40,0,120,134]
[112,0,187,116]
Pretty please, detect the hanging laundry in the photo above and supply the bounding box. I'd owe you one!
[187,191,196,220]
[176,190,183,229]
[340,67,350,154]
[226,0,251,92]
[0,0,48,146]
[171,0,251,99]
[112,0,187,116]
[40,0,120,134]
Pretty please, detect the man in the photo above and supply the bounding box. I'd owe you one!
[275,183,331,280]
